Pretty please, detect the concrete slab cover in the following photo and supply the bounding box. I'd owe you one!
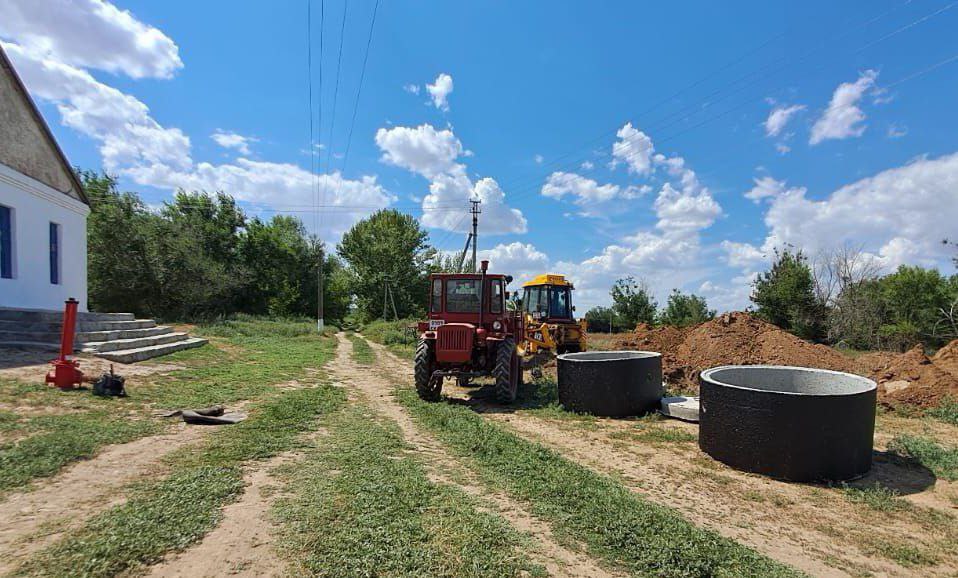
[660,395,700,422]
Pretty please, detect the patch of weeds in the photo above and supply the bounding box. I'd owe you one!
[928,397,958,426]
[841,483,908,512]
[346,334,375,364]
[361,318,417,358]
[21,381,346,577]
[397,388,802,577]
[611,426,696,444]
[275,407,542,577]
[859,535,938,567]
[0,412,157,495]
[887,434,958,481]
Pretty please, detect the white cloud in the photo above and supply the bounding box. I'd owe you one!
[3,13,390,243]
[764,104,805,137]
[810,70,878,145]
[374,124,463,178]
[580,160,594,170]
[0,0,181,79]
[540,171,644,211]
[720,241,766,268]
[743,176,805,204]
[653,183,721,234]
[478,242,550,285]
[610,122,654,175]
[211,130,256,156]
[887,124,908,139]
[775,143,791,155]
[376,123,526,234]
[403,83,420,95]
[426,72,453,111]
[4,42,191,172]
[534,154,544,164]
[760,152,958,269]
[125,160,394,241]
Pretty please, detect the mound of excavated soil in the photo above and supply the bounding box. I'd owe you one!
[613,313,958,409]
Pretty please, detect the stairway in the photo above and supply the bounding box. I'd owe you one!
[0,307,207,363]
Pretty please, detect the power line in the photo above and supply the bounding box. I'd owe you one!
[340,0,382,175]
[321,0,349,234]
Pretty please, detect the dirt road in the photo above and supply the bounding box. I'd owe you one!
[366,337,958,578]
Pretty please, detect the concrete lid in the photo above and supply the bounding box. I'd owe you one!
[700,365,877,397]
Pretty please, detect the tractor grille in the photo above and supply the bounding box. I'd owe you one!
[436,324,473,363]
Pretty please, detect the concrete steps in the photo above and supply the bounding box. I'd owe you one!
[0,307,207,363]
[94,337,208,364]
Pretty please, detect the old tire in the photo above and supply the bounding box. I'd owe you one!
[495,337,520,404]
[415,339,441,401]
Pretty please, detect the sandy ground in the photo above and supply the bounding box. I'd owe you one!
[344,335,620,578]
[372,340,958,578]
[0,422,210,575]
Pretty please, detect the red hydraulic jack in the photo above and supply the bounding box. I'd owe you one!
[45,298,93,390]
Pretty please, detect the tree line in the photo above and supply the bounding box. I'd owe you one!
[86,172,956,351]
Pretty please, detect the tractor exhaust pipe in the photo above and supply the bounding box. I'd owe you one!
[479,260,488,329]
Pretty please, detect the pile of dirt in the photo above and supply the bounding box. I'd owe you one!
[613,313,958,408]
[616,312,854,390]
[867,344,958,408]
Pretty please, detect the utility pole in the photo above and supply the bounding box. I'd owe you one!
[469,198,481,273]
[317,245,324,332]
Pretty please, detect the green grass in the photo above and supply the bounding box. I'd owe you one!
[841,483,908,512]
[0,316,339,495]
[396,388,802,578]
[347,333,375,364]
[0,412,157,495]
[887,434,958,481]
[361,318,418,357]
[20,382,346,577]
[928,397,958,426]
[611,426,698,444]
[275,406,542,578]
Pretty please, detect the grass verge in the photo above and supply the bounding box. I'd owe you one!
[360,318,417,358]
[275,406,542,577]
[346,333,375,364]
[18,368,344,577]
[887,434,958,481]
[396,388,802,577]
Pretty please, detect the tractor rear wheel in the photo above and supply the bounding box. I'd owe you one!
[494,337,520,404]
[415,339,441,401]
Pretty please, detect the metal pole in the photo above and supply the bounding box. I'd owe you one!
[470,199,481,272]
[317,246,325,332]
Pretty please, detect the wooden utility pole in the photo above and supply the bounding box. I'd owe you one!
[317,246,324,332]
[469,199,481,273]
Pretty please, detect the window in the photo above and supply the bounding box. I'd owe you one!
[490,280,503,313]
[431,278,442,312]
[445,279,480,313]
[0,206,11,279]
[550,287,572,319]
[49,222,60,285]
[523,286,548,318]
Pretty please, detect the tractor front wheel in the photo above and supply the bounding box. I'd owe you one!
[415,339,441,401]
[494,337,520,404]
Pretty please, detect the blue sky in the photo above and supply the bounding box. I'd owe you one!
[2,0,957,311]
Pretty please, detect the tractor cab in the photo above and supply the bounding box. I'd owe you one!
[415,261,524,403]
[521,274,587,355]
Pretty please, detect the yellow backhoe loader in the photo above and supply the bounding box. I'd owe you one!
[518,274,587,361]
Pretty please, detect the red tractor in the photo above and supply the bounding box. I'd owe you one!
[414,260,524,403]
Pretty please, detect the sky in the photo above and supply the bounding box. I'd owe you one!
[2,0,957,312]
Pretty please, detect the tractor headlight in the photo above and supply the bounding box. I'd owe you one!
[492,320,502,331]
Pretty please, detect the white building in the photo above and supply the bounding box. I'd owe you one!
[0,45,90,312]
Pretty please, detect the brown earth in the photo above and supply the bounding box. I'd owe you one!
[614,312,958,408]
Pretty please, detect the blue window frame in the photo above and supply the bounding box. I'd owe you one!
[0,206,11,279]
[49,222,60,285]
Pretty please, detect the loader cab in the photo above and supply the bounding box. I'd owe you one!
[522,274,576,322]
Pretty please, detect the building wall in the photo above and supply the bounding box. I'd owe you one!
[0,52,83,202]
[0,162,89,311]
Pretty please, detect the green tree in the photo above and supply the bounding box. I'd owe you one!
[877,265,953,349]
[584,306,627,333]
[751,248,826,340]
[659,290,715,327]
[338,209,434,321]
[610,277,657,329]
